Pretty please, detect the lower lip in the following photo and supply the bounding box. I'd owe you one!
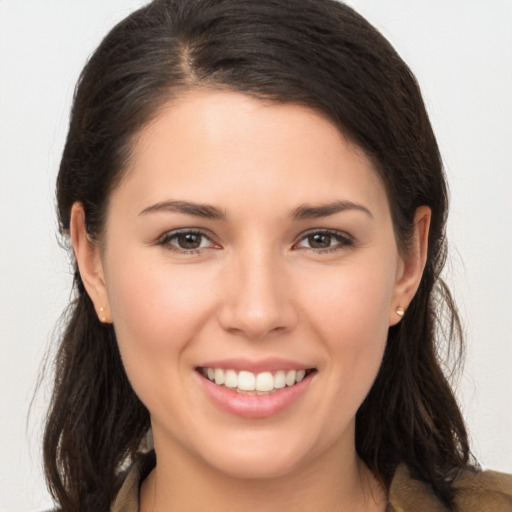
[198,372,314,419]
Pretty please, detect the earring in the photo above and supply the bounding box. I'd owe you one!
[396,306,405,317]
[99,307,107,323]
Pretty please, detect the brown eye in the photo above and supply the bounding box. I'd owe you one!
[295,230,353,252]
[307,233,333,249]
[176,233,203,249]
[158,229,217,253]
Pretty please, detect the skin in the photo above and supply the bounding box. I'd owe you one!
[71,90,430,512]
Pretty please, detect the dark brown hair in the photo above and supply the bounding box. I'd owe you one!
[45,0,472,510]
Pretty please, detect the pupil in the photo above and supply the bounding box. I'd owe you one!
[178,233,201,249]
[309,233,331,248]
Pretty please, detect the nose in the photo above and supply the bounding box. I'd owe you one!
[217,246,298,340]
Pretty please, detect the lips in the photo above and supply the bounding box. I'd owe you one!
[196,360,316,418]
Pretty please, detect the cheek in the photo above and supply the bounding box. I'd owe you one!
[298,258,395,398]
[106,255,214,345]
[103,255,219,425]
[301,257,396,339]
[102,252,219,406]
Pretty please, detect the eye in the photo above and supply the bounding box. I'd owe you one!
[157,229,219,253]
[294,230,353,252]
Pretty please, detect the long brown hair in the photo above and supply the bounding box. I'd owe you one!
[45,0,472,510]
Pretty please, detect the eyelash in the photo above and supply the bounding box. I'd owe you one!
[156,228,354,255]
[293,229,354,253]
[157,229,218,254]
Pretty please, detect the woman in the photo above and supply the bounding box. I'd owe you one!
[43,0,512,511]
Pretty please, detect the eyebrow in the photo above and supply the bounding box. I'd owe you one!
[291,200,373,220]
[139,199,373,221]
[139,200,227,219]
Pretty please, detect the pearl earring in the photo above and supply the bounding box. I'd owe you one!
[99,307,107,323]
[396,306,405,317]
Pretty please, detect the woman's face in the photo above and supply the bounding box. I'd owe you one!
[80,90,423,479]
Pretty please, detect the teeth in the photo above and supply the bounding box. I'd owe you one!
[224,369,237,388]
[255,372,274,392]
[285,370,296,386]
[274,370,286,389]
[238,371,255,391]
[214,368,225,385]
[202,367,311,393]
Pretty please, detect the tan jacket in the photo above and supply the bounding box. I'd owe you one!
[111,452,512,511]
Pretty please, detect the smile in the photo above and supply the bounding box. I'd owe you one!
[199,367,315,395]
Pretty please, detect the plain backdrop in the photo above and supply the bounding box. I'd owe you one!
[1,1,511,510]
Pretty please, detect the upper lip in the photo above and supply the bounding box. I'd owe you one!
[197,357,315,374]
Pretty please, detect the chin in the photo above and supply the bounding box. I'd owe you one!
[193,427,327,481]
[205,450,306,480]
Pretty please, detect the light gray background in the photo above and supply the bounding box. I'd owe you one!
[1,1,511,510]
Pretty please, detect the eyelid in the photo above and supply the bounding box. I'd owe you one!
[293,228,354,252]
[156,228,221,253]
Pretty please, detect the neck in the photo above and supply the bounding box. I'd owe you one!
[140,434,387,512]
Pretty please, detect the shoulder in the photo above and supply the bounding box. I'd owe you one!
[452,466,512,510]
[389,464,512,512]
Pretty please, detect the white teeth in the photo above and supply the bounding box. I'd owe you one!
[255,371,274,392]
[214,368,225,385]
[238,371,256,391]
[202,367,311,393]
[274,370,286,389]
[224,369,238,388]
[285,370,297,387]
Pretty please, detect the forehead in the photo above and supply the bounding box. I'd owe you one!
[114,89,388,218]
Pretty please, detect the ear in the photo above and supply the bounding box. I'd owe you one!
[389,206,431,326]
[70,202,112,323]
